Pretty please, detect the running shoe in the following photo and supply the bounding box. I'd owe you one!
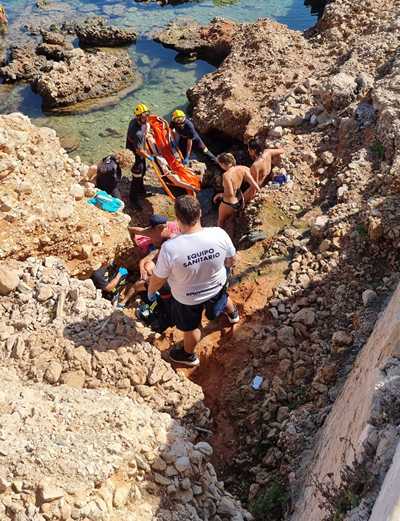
[169,347,200,367]
[225,306,240,324]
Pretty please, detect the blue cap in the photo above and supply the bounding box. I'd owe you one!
[149,214,167,227]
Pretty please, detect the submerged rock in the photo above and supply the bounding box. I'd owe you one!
[154,17,235,66]
[33,48,136,109]
[1,44,48,81]
[76,16,137,47]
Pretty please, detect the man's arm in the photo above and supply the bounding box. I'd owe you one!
[185,139,193,159]
[139,249,159,281]
[86,164,98,182]
[103,273,122,293]
[148,244,170,298]
[250,163,261,185]
[136,145,154,162]
[269,148,285,158]
[148,273,167,295]
[225,255,236,268]
[244,168,260,192]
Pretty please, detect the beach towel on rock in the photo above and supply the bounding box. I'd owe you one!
[87,190,124,213]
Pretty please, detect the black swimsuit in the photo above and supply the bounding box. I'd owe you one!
[222,189,245,211]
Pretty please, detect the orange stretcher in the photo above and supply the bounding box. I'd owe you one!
[146,115,202,200]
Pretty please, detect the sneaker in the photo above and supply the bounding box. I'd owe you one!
[225,306,240,324]
[169,346,200,367]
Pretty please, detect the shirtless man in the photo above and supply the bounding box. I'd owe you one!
[213,153,260,228]
[247,138,285,198]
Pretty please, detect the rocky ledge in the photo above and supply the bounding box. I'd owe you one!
[33,47,136,109]
[0,255,252,520]
[76,17,137,47]
[187,18,318,140]
[0,365,251,521]
[186,0,398,142]
[0,113,131,274]
[1,27,140,110]
[154,17,235,66]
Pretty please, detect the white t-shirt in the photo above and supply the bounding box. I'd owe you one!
[154,227,236,305]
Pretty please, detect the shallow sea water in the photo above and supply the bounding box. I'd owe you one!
[2,0,323,162]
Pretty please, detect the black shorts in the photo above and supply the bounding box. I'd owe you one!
[171,287,228,332]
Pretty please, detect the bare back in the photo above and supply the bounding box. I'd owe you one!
[222,166,250,203]
[250,156,269,186]
[250,148,284,186]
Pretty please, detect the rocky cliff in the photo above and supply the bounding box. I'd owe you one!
[0,257,251,521]
[0,113,132,276]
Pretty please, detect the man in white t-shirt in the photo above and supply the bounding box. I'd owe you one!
[148,195,239,367]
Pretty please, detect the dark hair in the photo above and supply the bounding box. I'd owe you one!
[248,138,263,155]
[174,195,201,226]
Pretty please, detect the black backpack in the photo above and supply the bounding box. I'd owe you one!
[136,290,173,334]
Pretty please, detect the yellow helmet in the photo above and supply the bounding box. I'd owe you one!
[134,103,150,117]
[172,109,186,122]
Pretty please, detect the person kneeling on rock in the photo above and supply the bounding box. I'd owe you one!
[87,149,134,200]
[91,261,129,304]
[148,195,239,367]
[170,109,218,166]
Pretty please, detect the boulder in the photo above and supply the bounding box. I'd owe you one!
[154,18,235,66]
[44,361,63,384]
[316,72,358,111]
[293,308,316,326]
[362,289,377,306]
[277,325,296,347]
[332,331,353,346]
[33,49,137,109]
[76,17,137,47]
[311,215,329,239]
[0,265,20,295]
[37,480,64,503]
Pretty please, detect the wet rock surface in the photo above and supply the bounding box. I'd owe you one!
[33,47,136,109]
[154,17,235,66]
[76,16,137,47]
[1,24,139,109]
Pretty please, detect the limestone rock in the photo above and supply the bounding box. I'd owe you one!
[0,265,20,295]
[38,480,64,503]
[293,308,316,326]
[60,370,85,388]
[76,17,137,47]
[70,183,85,200]
[332,331,353,346]
[362,289,377,306]
[277,326,296,347]
[45,361,63,384]
[33,49,138,109]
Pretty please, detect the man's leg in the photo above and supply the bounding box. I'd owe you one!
[169,299,202,366]
[183,328,202,354]
[129,158,147,208]
[111,186,122,200]
[118,280,146,307]
[225,296,240,323]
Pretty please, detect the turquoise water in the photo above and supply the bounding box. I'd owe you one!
[1,0,322,162]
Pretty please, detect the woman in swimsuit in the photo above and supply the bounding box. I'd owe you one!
[213,153,260,229]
